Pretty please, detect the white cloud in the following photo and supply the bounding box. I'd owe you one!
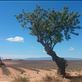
[6,36,24,42]
[69,47,75,51]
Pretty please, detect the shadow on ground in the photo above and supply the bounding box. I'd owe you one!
[66,75,82,82]
[1,66,10,75]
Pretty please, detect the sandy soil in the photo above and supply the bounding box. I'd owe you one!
[0,60,82,82]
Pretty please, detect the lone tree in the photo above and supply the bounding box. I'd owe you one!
[16,6,81,77]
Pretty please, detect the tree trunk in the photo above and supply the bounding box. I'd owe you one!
[44,46,68,77]
[0,58,5,67]
[52,55,67,77]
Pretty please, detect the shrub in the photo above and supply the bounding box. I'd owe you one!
[42,74,70,82]
[12,75,29,82]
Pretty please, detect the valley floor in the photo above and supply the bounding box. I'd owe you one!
[0,60,82,82]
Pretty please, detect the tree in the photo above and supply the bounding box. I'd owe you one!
[16,6,81,77]
[0,57,5,67]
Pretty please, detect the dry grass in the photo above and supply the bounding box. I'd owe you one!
[12,75,29,82]
[1,60,82,82]
[11,74,82,82]
[42,74,70,82]
[71,78,82,82]
[66,75,82,82]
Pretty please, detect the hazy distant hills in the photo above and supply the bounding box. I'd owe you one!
[25,57,52,60]
[7,57,82,61]
[24,57,82,60]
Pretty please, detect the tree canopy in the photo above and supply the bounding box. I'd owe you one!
[16,6,81,50]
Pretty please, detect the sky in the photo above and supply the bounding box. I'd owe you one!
[0,1,82,59]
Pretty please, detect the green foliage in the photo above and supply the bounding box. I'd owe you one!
[16,6,81,49]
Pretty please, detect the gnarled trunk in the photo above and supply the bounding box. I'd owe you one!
[44,46,68,77]
[52,54,67,77]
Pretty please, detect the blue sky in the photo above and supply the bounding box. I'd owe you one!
[0,1,82,59]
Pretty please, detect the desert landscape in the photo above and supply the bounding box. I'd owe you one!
[0,1,82,82]
[0,60,82,82]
